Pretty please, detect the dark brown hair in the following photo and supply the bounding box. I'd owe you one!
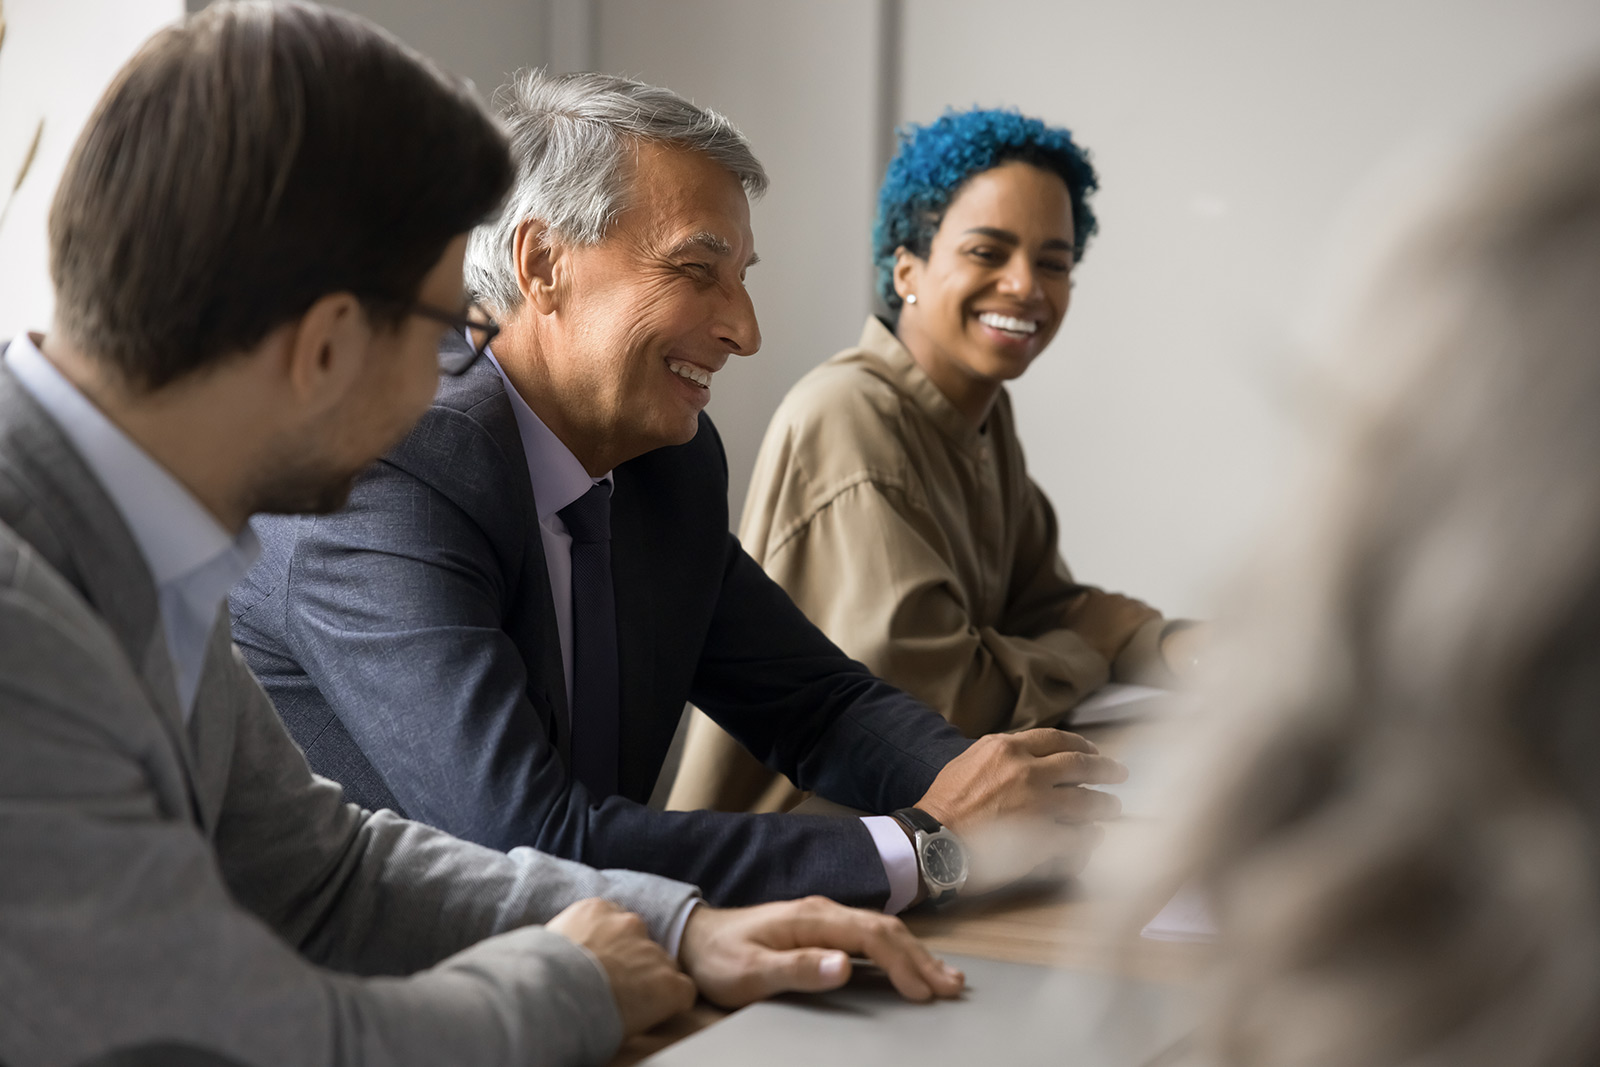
[48,1,513,391]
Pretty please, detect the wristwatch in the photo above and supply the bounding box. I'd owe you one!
[891,807,969,906]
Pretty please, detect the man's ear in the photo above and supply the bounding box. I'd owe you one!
[892,246,922,304]
[514,218,564,315]
[282,291,372,410]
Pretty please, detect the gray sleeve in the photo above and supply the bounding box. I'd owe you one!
[210,625,698,971]
[0,549,693,1067]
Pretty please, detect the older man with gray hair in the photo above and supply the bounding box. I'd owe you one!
[234,69,1123,912]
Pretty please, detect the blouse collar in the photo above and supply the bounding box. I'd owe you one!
[853,316,993,447]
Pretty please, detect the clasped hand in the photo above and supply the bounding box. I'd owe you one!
[547,896,965,1037]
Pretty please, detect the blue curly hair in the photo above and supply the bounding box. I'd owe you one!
[872,107,1098,319]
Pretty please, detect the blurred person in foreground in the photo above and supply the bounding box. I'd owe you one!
[675,108,1205,815]
[0,7,962,1066]
[1148,68,1600,1067]
[234,71,1121,915]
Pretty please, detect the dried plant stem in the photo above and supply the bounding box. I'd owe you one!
[0,118,44,236]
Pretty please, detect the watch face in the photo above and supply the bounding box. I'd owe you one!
[922,835,966,886]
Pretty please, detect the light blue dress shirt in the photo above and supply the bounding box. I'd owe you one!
[4,335,260,720]
[483,345,919,913]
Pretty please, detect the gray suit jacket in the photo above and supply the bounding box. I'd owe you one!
[0,356,698,1067]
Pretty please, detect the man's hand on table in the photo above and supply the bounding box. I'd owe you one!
[917,729,1126,831]
[678,897,965,1008]
[911,729,1125,899]
[549,896,964,1036]
[546,898,696,1037]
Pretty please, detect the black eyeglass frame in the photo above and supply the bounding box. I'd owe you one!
[394,300,502,360]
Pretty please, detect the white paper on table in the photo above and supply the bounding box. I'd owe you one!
[1069,683,1194,727]
[1141,885,1215,942]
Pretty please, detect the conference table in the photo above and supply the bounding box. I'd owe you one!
[610,716,1210,1066]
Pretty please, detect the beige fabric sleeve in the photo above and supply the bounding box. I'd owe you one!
[999,477,1175,703]
[764,478,1121,736]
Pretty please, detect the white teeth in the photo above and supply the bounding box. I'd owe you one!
[977,312,1038,335]
[667,359,712,388]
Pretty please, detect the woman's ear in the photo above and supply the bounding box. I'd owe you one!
[514,218,563,315]
[892,245,922,305]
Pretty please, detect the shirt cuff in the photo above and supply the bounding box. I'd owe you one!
[862,815,919,914]
[666,896,702,959]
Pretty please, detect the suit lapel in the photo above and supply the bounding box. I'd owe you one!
[440,344,575,768]
[185,607,242,831]
[0,365,208,824]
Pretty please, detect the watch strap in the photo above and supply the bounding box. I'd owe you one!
[891,806,943,835]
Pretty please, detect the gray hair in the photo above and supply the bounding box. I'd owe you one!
[464,68,768,312]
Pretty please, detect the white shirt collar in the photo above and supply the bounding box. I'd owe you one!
[4,333,252,584]
[4,334,259,718]
[483,345,611,516]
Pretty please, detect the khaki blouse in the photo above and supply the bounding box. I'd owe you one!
[669,317,1175,814]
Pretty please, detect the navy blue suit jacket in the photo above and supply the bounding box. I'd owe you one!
[231,336,971,908]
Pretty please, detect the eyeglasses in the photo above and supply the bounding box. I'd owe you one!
[400,301,502,361]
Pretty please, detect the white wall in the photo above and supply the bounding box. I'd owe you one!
[302,0,549,97]
[190,0,590,91]
[0,0,182,339]
[898,0,1600,616]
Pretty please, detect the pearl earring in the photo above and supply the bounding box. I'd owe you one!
[905,294,917,305]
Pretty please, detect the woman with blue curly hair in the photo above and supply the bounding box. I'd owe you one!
[672,107,1204,815]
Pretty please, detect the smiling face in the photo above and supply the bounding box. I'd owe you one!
[519,141,761,473]
[892,161,1075,425]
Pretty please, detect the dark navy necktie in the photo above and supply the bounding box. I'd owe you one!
[559,483,619,799]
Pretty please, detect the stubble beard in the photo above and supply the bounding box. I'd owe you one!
[244,446,365,519]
